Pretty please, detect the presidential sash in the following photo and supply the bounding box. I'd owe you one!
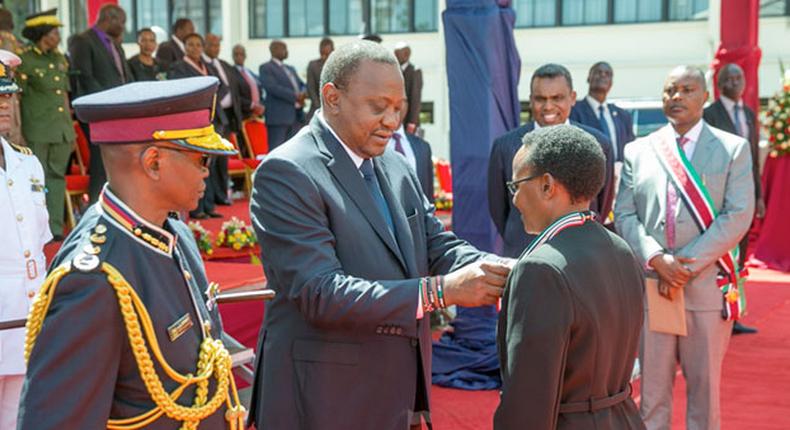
[653,134,746,321]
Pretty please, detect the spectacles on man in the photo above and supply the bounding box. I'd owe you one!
[155,146,213,169]
[506,172,543,195]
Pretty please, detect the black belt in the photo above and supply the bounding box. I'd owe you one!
[558,384,632,414]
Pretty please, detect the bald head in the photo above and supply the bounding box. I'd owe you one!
[96,4,126,38]
[205,33,221,59]
[666,65,706,89]
[717,63,745,101]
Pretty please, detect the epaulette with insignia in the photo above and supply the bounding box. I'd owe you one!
[72,223,108,272]
[9,142,32,155]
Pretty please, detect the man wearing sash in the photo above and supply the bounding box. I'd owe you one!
[495,125,644,429]
[615,66,755,430]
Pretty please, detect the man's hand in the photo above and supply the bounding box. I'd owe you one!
[649,253,696,289]
[252,103,265,117]
[657,278,683,301]
[442,260,511,307]
[756,197,766,219]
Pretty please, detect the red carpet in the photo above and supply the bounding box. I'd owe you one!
[430,268,790,429]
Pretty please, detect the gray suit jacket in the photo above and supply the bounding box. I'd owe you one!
[406,132,434,204]
[496,221,645,430]
[305,58,324,121]
[614,123,755,310]
[247,116,487,429]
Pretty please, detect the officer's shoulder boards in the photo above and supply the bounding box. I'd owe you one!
[72,224,110,273]
[9,142,32,156]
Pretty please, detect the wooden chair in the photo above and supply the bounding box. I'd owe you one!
[65,122,90,229]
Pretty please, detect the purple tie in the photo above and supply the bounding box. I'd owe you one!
[665,136,689,250]
[393,133,405,155]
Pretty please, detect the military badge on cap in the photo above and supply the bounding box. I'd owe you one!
[0,50,21,95]
[71,76,238,156]
[23,8,63,29]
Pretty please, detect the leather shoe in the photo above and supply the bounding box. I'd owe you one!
[190,212,208,220]
[215,198,232,206]
[206,211,223,218]
[732,321,758,335]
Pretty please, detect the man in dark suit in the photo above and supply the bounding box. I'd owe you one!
[232,44,265,120]
[247,41,512,430]
[259,40,306,150]
[390,108,434,203]
[17,77,245,430]
[395,42,423,134]
[306,37,334,123]
[488,63,615,258]
[703,63,762,335]
[69,4,132,202]
[155,18,193,72]
[570,61,635,162]
[496,125,644,430]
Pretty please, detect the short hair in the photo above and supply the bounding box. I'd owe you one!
[182,33,203,44]
[172,18,193,33]
[0,8,14,32]
[361,34,382,43]
[320,40,399,99]
[589,61,612,73]
[530,63,573,91]
[97,4,124,23]
[136,27,154,38]
[668,65,706,88]
[716,63,743,88]
[519,125,605,203]
[319,37,334,49]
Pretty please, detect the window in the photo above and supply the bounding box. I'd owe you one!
[250,0,437,38]
[69,0,222,43]
[614,0,662,23]
[514,0,556,27]
[760,0,789,16]
[668,0,708,21]
[562,0,607,25]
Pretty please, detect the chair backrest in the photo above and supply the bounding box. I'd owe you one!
[242,118,269,158]
[73,121,90,175]
[228,132,243,159]
[434,158,452,193]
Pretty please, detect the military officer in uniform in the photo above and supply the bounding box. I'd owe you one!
[18,8,75,240]
[17,76,246,429]
[0,49,51,430]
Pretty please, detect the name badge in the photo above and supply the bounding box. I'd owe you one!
[167,313,193,342]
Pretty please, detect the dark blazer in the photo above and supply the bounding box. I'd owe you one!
[403,63,423,126]
[17,196,227,429]
[232,65,256,119]
[247,115,488,430]
[127,54,161,81]
[406,132,434,203]
[215,58,247,132]
[306,58,324,121]
[488,121,615,257]
[703,99,761,200]
[167,60,229,129]
[259,60,305,126]
[155,38,184,72]
[495,221,645,430]
[69,28,133,98]
[570,98,635,162]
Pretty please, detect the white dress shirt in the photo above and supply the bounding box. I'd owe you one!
[719,95,749,139]
[388,126,417,172]
[0,137,51,375]
[586,95,618,159]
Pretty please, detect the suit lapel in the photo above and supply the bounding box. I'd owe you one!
[690,123,717,177]
[311,119,407,271]
[88,30,122,80]
[713,101,736,132]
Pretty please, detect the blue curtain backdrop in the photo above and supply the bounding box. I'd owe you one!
[432,0,521,390]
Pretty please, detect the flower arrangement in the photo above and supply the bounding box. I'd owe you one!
[215,217,258,251]
[188,221,214,255]
[434,190,453,211]
[764,69,790,158]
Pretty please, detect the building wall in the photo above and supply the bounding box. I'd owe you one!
[50,0,790,159]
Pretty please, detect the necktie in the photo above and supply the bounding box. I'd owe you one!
[360,159,395,235]
[598,105,611,140]
[109,42,125,82]
[393,134,405,155]
[733,104,745,138]
[665,136,689,250]
[240,67,261,105]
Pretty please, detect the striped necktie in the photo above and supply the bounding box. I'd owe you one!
[665,136,689,250]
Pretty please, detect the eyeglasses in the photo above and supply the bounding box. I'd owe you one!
[155,146,213,169]
[506,172,543,195]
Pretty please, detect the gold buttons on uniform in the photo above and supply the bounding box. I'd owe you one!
[7,179,12,186]
[58,107,64,112]
[55,89,62,95]
[49,63,54,69]
[54,76,60,81]
[95,224,107,234]
[16,214,23,222]
[183,270,192,281]
[24,250,31,258]
[28,291,35,299]
[83,244,101,255]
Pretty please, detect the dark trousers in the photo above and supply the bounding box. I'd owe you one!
[267,124,297,151]
[212,155,229,204]
[191,157,219,216]
[82,122,106,203]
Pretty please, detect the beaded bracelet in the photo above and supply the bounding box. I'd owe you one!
[420,277,434,313]
[436,275,447,309]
